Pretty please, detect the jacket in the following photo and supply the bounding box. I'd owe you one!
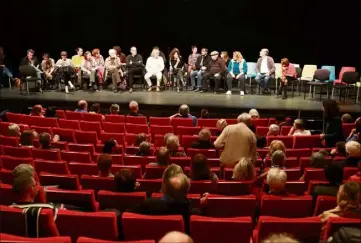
[324,117,343,147]
[207,57,226,75]
[145,56,164,74]
[105,57,122,71]
[195,55,211,70]
[256,56,275,74]
[126,54,144,69]
[20,57,40,67]
[228,59,248,75]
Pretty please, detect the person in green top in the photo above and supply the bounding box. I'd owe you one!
[320,100,344,147]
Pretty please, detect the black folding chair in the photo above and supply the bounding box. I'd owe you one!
[19,65,43,94]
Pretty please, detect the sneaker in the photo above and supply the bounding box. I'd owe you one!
[148,88,152,92]
[226,90,232,95]
[156,87,160,92]
[129,88,133,93]
[113,89,118,93]
[240,91,244,96]
[177,88,180,93]
[194,88,200,92]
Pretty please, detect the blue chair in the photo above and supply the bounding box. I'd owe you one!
[321,65,336,81]
[246,62,257,93]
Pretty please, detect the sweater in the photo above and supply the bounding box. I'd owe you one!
[71,55,84,68]
[208,57,226,75]
[256,56,275,74]
[145,56,164,74]
[282,63,297,78]
[126,54,144,69]
[227,59,248,75]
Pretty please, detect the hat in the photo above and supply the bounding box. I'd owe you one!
[210,51,219,56]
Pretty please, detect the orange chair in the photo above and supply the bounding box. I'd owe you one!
[39,173,81,190]
[149,117,171,126]
[34,159,69,175]
[0,155,33,170]
[58,119,80,130]
[80,121,102,135]
[98,190,147,212]
[104,115,126,123]
[205,195,257,217]
[126,116,147,124]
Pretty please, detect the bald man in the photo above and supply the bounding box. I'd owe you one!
[159,231,194,243]
[126,46,144,93]
[169,104,198,126]
[75,100,88,112]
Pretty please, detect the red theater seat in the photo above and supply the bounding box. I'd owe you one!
[171,118,193,127]
[69,163,142,178]
[256,126,269,136]
[80,121,102,135]
[144,165,167,179]
[313,196,337,216]
[32,148,61,161]
[30,126,53,136]
[343,167,359,179]
[77,237,155,243]
[342,123,356,139]
[122,212,184,242]
[99,132,125,146]
[181,135,199,150]
[55,110,66,119]
[83,113,103,122]
[98,190,147,212]
[93,152,123,164]
[307,180,330,195]
[46,189,98,211]
[176,126,201,136]
[280,126,292,135]
[3,146,32,158]
[65,111,84,120]
[169,157,191,168]
[29,117,59,128]
[0,169,15,185]
[68,143,95,154]
[205,195,257,217]
[286,148,312,158]
[126,124,150,134]
[39,173,81,190]
[51,141,68,150]
[34,160,69,175]
[61,151,93,163]
[102,122,126,134]
[303,168,327,183]
[293,135,322,148]
[197,119,218,127]
[5,112,24,124]
[0,155,33,170]
[74,130,99,145]
[322,217,361,240]
[104,115,126,123]
[264,157,298,168]
[190,215,253,243]
[150,125,174,136]
[125,133,151,146]
[126,116,148,124]
[0,135,19,146]
[0,233,71,243]
[216,180,252,195]
[124,155,157,169]
[285,181,308,195]
[188,180,216,194]
[58,119,80,130]
[52,128,75,142]
[149,117,171,126]
[225,119,237,125]
[252,118,269,128]
[81,175,116,192]
[137,179,162,193]
[187,148,217,158]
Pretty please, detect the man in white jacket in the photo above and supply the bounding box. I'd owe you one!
[144,48,164,92]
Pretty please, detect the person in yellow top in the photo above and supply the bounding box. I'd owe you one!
[71,47,84,85]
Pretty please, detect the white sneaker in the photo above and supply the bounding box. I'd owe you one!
[240,91,244,96]
[226,90,232,95]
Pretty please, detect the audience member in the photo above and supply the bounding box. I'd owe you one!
[170,104,198,126]
[134,133,147,146]
[90,103,101,114]
[330,142,346,157]
[288,119,311,136]
[312,164,343,197]
[215,116,257,167]
[166,135,186,157]
[75,100,88,112]
[128,100,143,116]
[136,141,151,156]
[159,231,194,243]
[266,168,288,195]
[348,161,361,182]
[97,154,114,178]
[30,105,44,117]
[249,109,260,119]
[20,130,37,147]
[161,164,184,194]
[268,140,286,157]
[190,154,218,182]
[310,152,329,168]
[109,104,120,115]
[232,158,256,181]
[114,169,138,192]
[267,124,280,136]
[262,234,300,243]
[44,106,57,117]
[149,147,169,166]
[190,128,214,149]
[103,139,117,154]
[271,150,286,168]
[200,109,209,119]
[163,133,175,145]
[39,132,57,149]
[275,114,291,128]
[215,119,227,136]
[8,124,21,137]
[342,141,361,167]
[237,113,254,132]
[318,149,329,157]
[321,100,343,147]
[341,113,354,123]
[347,117,361,143]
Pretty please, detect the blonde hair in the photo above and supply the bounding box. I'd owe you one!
[345,141,361,157]
[161,164,184,194]
[216,119,227,131]
[232,158,256,181]
[267,168,287,192]
[166,135,180,152]
[233,51,243,62]
[262,234,300,243]
[268,140,286,157]
[337,181,360,212]
[151,48,160,57]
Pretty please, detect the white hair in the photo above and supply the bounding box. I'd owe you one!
[129,100,138,110]
[166,135,180,147]
[269,124,280,135]
[249,109,260,118]
[237,113,252,124]
[8,124,20,136]
[266,168,287,186]
[345,141,361,157]
[108,49,116,56]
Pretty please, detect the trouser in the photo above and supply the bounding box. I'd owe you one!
[255,73,271,90]
[83,70,98,90]
[128,67,144,87]
[144,72,162,87]
[1,67,13,78]
[172,68,185,87]
[203,72,222,91]
[109,69,121,89]
[226,73,246,91]
[190,70,204,88]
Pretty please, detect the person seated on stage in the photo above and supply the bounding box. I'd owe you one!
[136,141,151,156]
[109,104,120,115]
[187,46,201,88]
[170,104,198,126]
[267,124,280,136]
[190,153,218,182]
[216,119,228,136]
[92,48,105,85]
[134,133,147,147]
[145,48,164,92]
[81,51,99,92]
[71,47,84,69]
[249,109,260,119]
[342,141,361,168]
[0,46,15,85]
[41,53,55,85]
[8,124,21,137]
[288,119,311,136]
[126,46,144,93]
[20,130,37,148]
[341,113,354,124]
[55,51,75,93]
[255,48,275,94]
[226,51,248,96]
[170,48,186,93]
[114,169,139,193]
[166,135,186,157]
[97,154,114,178]
[128,100,143,116]
[190,48,211,92]
[75,100,88,112]
[202,51,226,94]
[20,49,42,91]
[232,157,256,181]
[103,138,118,154]
[105,49,122,93]
[191,128,214,149]
[278,57,297,99]
[221,51,230,67]
[149,147,170,167]
[112,46,127,63]
[30,104,44,117]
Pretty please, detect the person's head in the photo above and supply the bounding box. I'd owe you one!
[166,135,180,152]
[249,109,260,119]
[232,51,243,62]
[345,141,361,157]
[179,104,190,117]
[336,181,360,212]
[31,104,44,116]
[76,47,83,56]
[335,141,346,156]
[165,173,190,200]
[294,119,306,131]
[60,51,68,60]
[90,103,101,113]
[170,49,180,60]
[271,150,286,167]
[221,51,228,60]
[91,48,100,58]
[12,164,38,202]
[281,58,290,67]
[268,124,280,136]
[198,128,211,142]
[324,164,343,185]
[108,49,116,58]
[322,100,340,121]
[268,140,286,157]
[161,164,184,194]
[210,51,219,60]
[341,113,353,123]
[261,234,300,243]
[275,114,286,124]
[156,147,169,166]
[151,48,160,58]
[237,113,252,127]
[130,46,137,56]
[138,141,151,156]
[43,53,49,61]
[103,139,117,154]
[27,49,34,59]
[159,231,194,243]
[112,46,121,56]
[164,133,175,145]
[109,104,120,114]
[190,154,212,180]
[114,169,137,192]
[39,132,51,149]
[232,157,256,181]
[97,154,112,176]
[216,119,228,131]
[318,149,329,157]
[310,152,328,168]
[20,130,36,146]
[134,133,147,146]
[259,48,269,57]
[129,100,139,113]
[201,48,208,56]
[191,46,197,54]
[77,100,88,111]
[200,109,209,118]
[267,168,287,193]
[8,124,21,137]
[84,51,91,60]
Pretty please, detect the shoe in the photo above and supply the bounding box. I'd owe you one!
[194,88,200,92]
[226,90,232,95]
[129,88,133,93]
[39,87,43,93]
[177,88,180,93]
[65,86,69,94]
[240,91,244,96]
[148,88,152,92]
[113,89,118,93]
[95,89,100,92]
[68,81,75,89]
[156,87,160,92]
[189,87,195,91]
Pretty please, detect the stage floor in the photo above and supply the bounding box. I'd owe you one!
[0,88,360,117]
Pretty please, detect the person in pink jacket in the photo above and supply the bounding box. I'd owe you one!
[279,58,297,99]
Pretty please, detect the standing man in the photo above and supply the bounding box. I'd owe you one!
[190,48,211,92]
[255,48,275,94]
[202,51,226,93]
[126,47,144,93]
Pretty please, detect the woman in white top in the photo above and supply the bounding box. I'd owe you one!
[144,48,164,92]
[288,119,311,136]
[55,51,75,93]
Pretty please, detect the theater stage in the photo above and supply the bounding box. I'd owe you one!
[0,88,360,119]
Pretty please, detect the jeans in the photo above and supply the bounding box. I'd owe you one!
[255,73,270,90]
[226,73,246,91]
[190,70,204,88]
[1,67,13,78]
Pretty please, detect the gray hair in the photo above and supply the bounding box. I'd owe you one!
[269,124,280,135]
[179,104,190,116]
[129,100,139,110]
[108,49,116,56]
[266,168,287,187]
[8,124,20,137]
[262,48,269,56]
[166,135,180,147]
[249,109,260,118]
[12,164,35,193]
[345,141,361,157]
[237,113,252,124]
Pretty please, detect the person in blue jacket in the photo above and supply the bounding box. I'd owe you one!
[226,51,248,96]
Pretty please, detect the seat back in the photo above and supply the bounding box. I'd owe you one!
[55,110,66,119]
[286,148,312,158]
[5,112,23,124]
[125,124,150,134]
[188,180,215,194]
[29,117,59,128]
[58,119,80,130]
[197,119,218,128]
[122,212,184,241]
[144,165,167,179]
[61,151,92,163]
[77,237,154,243]
[301,65,317,80]
[32,148,61,161]
[74,130,99,145]
[176,126,201,136]
[285,181,307,195]
[137,179,162,193]
[124,133,151,146]
[293,135,322,148]
[126,116,147,124]
[342,123,356,139]
[313,195,337,216]
[30,126,53,136]
[246,62,257,76]
[82,113,103,122]
[68,143,95,154]
[0,155,33,170]
[171,118,193,127]
[313,69,330,82]
[321,65,336,81]
[65,111,84,120]
[3,146,32,158]
[187,148,217,158]
[98,190,146,212]
[46,189,98,211]
[343,167,359,180]
[39,173,81,190]
[181,135,199,150]
[104,115,126,123]
[150,125,174,136]
[149,117,171,126]
[0,135,19,146]
[255,126,269,136]
[266,136,293,148]
[322,217,361,240]
[274,63,282,79]
[34,160,69,175]
[252,118,269,128]
[303,168,327,183]
[169,157,191,168]
[335,66,356,83]
[341,71,358,85]
[0,169,15,185]
[123,155,156,169]
[81,175,116,192]
[0,233,71,243]
[216,180,252,195]
[52,128,75,142]
[99,132,125,148]
[280,126,292,136]
[205,195,256,217]
[80,121,102,136]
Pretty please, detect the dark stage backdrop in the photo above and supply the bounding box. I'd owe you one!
[1,0,360,74]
